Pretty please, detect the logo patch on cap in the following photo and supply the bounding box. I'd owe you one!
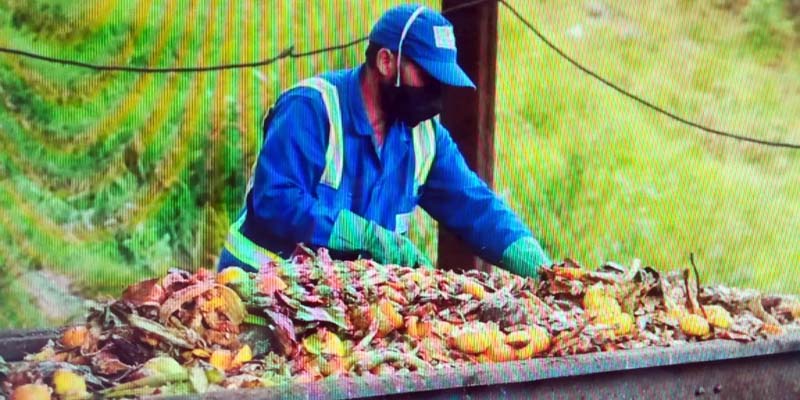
[433,26,456,50]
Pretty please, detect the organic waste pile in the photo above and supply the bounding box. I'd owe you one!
[2,247,799,399]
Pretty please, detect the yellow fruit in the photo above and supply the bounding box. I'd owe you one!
[191,348,211,358]
[10,384,51,400]
[216,267,248,285]
[485,342,517,362]
[791,302,800,320]
[61,326,88,348]
[406,316,432,339]
[680,314,710,337]
[209,349,233,371]
[305,331,347,357]
[516,325,551,359]
[52,369,87,398]
[376,299,404,337]
[703,305,732,330]
[614,313,635,336]
[462,279,486,300]
[505,330,531,348]
[667,306,687,321]
[318,356,346,377]
[450,325,494,354]
[232,345,253,367]
[583,284,620,315]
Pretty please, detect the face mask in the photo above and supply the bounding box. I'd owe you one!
[379,77,442,128]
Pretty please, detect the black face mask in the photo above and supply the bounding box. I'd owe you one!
[379,79,443,128]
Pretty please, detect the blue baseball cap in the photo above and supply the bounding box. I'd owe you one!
[369,4,476,89]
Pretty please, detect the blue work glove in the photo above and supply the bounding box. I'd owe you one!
[328,210,433,269]
[499,236,552,279]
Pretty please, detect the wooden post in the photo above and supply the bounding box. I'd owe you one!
[437,0,498,272]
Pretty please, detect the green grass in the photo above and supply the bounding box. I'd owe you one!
[0,0,798,329]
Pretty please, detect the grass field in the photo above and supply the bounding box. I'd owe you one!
[0,0,797,328]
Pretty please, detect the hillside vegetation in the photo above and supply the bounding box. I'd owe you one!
[0,0,797,328]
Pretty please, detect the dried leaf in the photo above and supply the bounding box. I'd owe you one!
[159,281,216,322]
[264,310,297,356]
[126,314,194,349]
[121,278,166,307]
[215,286,246,325]
[91,351,130,376]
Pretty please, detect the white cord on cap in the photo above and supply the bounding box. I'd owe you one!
[395,6,426,88]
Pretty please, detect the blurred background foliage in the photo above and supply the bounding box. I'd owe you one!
[0,0,797,328]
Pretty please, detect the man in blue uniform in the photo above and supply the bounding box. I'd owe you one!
[218,4,552,278]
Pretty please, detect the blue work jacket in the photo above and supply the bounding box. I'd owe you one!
[218,64,533,271]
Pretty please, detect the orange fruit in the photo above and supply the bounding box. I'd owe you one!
[761,323,783,336]
[10,384,51,400]
[450,324,496,354]
[462,279,486,300]
[61,326,88,348]
[485,332,516,362]
[406,316,433,339]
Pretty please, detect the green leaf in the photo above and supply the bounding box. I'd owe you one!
[295,303,347,329]
[244,313,269,326]
[188,366,209,394]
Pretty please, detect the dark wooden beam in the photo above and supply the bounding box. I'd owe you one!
[437,0,498,272]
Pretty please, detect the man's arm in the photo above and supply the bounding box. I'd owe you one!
[418,122,551,276]
[245,89,339,248]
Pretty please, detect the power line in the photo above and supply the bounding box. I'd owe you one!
[498,0,800,150]
[0,0,494,73]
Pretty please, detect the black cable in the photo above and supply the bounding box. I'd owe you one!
[0,0,495,73]
[0,45,296,73]
[499,0,800,149]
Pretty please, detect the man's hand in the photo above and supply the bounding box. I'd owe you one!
[499,236,552,279]
[328,210,433,268]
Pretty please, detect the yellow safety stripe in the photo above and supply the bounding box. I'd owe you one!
[226,78,344,269]
[224,211,284,267]
[294,78,345,190]
[412,118,437,195]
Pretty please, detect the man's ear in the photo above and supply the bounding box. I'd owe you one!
[376,48,396,79]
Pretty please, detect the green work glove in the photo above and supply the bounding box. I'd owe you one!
[328,210,433,269]
[499,236,552,279]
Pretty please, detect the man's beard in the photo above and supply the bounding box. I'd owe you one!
[378,79,443,128]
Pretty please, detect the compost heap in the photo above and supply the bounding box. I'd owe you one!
[2,247,799,399]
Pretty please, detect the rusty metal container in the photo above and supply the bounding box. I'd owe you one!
[2,328,799,399]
